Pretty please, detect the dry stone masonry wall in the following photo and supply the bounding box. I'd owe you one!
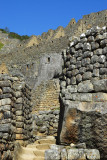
[59,26,107,159]
[32,110,59,140]
[0,75,32,160]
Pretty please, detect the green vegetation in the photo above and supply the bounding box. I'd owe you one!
[0,28,29,41]
[8,32,29,41]
[0,42,4,50]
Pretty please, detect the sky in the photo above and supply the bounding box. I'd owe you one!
[0,0,107,36]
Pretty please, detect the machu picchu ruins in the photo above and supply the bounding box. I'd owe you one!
[0,9,107,160]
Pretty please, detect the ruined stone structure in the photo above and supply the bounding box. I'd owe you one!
[0,75,32,159]
[59,26,107,159]
[0,10,107,160]
[0,10,107,112]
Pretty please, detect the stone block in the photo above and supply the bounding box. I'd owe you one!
[99,68,107,75]
[1,98,11,106]
[91,42,99,50]
[85,149,100,160]
[91,55,99,63]
[0,81,11,87]
[83,72,92,80]
[82,58,90,66]
[93,69,99,77]
[83,51,93,58]
[98,55,106,63]
[0,123,11,132]
[67,149,86,160]
[2,87,12,93]
[94,48,102,55]
[67,85,77,93]
[93,79,107,92]
[45,149,60,160]
[83,43,91,51]
[61,148,67,160]
[92,93,107,102]
[70,77,76,85]
[77,81,94,92]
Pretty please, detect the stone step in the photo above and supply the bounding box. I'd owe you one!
[34,139,56,144]
[33,150,45,157]
[27,143,50,150]
[36,144,50,150]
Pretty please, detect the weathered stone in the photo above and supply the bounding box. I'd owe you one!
[0,93,12,99]
[2,87,12,93]
[0,98,11,106]
[60,81,66,88]
[79,67,86,74]
[99,55,106,63]
[94,48,102,55]
[82,58,90,66]
[39,126,47,133]
[72,93,92,101]
[67,149,86,160]
[102,46,107,54]
[86,64,93,71]
[0,81,11,87]
[75,43,83,50]
[87,36,94,42]
[61,149,67,160]
[67,85,77,93]
[93,79,107,92]
[16,98,23,104]
[91,42,99,50]
[70,77,76,85]
[66,78,70,85]
[45,149,60,160]
[0,123,11,132]
[71,69,79,76]
[83,43,91,51]
[100,39,107,47]
[92,93,107,101]
[85,149,100,160]
[76,61,81,68]
[77,81,94,92]
[83,51,93,58]
[76,74,82,83]
[93,69,99,77]
[91,55,99,63]
[83,72,92,80]
[99,68,107,75]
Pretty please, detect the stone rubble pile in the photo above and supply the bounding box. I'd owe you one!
[59,26,107,159]
[32,110,59,139]
[0,74,32,160]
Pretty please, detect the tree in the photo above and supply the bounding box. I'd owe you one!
[4,27,10,33]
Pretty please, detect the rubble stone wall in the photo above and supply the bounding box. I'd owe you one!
[59,26,107,159]
[0,75,32,160]
[32,110,59,139]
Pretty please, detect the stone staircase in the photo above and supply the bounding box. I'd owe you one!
[16,136,56,160]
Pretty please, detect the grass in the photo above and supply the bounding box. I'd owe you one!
[0,42,4,50]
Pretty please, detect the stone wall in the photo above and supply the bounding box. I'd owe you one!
[59,26,107,159]
[0,74,32,160]
[32,110,59,140]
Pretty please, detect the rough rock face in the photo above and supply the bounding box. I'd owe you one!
[59,26,107,159]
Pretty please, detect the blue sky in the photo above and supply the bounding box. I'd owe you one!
[0,0,107,36]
